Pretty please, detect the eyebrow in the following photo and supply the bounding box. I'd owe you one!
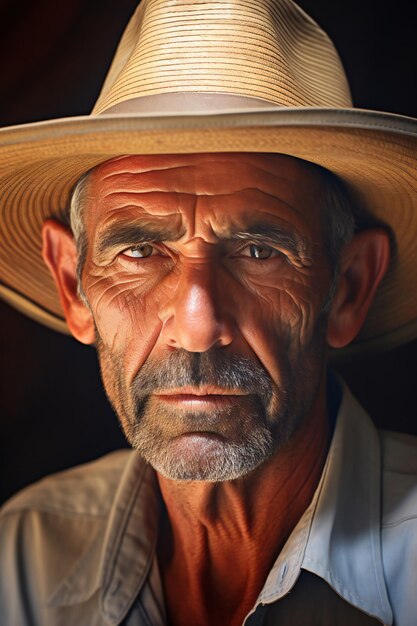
[95,220,312,267]
[229,224,305,255]
[96,223,185,258]
[226,223,312,267]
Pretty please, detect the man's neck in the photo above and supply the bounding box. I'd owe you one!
[156,383,330,626]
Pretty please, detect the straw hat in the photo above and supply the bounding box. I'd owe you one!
[0,0,416,358]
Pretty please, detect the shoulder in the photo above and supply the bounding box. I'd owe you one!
[0,450,135,625]
[1,449,133,519]
[380,428,417,472]
[379,430,417,626]
[380,429,417,526]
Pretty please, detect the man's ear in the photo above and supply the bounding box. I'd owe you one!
[42,219,95,344]
[326,228,391,348]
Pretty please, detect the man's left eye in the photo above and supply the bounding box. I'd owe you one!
[123,243,157,258]
[239,244,279,259]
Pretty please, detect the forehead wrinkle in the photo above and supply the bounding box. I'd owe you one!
[100,163,198,181]
[92,160,320,217]
[203,193,311,240]
[237,187,304,216]
[95,154,274,182]
[92,157,199,183]
[96,163,313,199]
[101,190,202,203]
[95,187,308,240]
[97,164,202,196]
[181,189,317,253]
[97,210,184,233]
[91,153,324,195]
[199,188,311,219]
[239,170,325,220]
[230,154,326,192]
[95,193,190,221]
[94,154,228,179]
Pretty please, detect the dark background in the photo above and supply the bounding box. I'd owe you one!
[0,0,416,504]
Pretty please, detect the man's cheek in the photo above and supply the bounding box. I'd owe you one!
[243,273,319,338]
[86,274,165,363]
[236,283,324,387]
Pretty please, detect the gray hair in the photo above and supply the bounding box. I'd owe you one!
[66,160,376,311]
[68,170,91,305]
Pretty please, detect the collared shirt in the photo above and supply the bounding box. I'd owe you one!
[1,384,417,625]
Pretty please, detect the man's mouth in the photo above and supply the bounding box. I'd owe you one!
[153,387,249,407]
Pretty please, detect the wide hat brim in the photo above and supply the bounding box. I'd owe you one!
[0,106,416,360]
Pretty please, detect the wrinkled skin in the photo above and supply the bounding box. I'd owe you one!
[43,152,390,626]
[81,153,334,481]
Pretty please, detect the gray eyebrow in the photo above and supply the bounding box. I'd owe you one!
[226,223,312,267]
[96,223,184,257]
[95,220,312,268]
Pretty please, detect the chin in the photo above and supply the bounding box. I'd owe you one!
[131,428,276,482]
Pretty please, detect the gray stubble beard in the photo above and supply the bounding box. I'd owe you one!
[96,341,324,482]
[127,401,276,482]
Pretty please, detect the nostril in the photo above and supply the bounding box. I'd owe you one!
[158,265,235,351]
[161,311,234,352]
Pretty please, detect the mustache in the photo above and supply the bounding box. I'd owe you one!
[132,349,274,407]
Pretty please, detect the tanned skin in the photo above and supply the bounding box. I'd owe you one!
[42,153,390,626]
[157,385,329,626]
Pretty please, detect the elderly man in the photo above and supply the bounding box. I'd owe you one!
[0,0,416,625]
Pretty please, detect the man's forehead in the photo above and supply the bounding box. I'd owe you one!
[85,152,327,233]
[88,152,324,195]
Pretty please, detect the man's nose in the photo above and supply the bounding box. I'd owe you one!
[159,262,235,352]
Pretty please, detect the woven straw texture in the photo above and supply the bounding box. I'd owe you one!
[0,0,416,359]
[93,0,352,113]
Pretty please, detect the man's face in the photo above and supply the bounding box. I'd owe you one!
[81,153,333,481]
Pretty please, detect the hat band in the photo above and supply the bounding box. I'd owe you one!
[100,92,282,116]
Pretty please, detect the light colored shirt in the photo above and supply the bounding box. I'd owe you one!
[1,384,417,625]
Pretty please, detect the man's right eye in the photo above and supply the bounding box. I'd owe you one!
[123,243,156,258]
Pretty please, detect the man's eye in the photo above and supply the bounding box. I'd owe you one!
[123,243,156,258]
[240,244,278,259]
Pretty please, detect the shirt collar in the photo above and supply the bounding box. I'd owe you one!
[259,383,393,625]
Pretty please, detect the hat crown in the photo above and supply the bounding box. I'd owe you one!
[93,0,352,115]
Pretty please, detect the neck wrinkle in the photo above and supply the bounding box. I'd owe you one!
[157,377,330,551]
[155,378,330,626]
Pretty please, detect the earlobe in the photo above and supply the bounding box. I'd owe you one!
[42,219,95,344]
[326,228,391,349]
